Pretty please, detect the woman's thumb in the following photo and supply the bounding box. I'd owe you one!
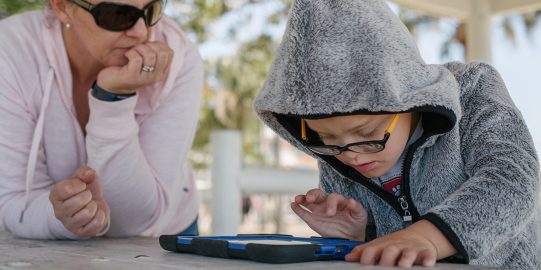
[74,166,96,184]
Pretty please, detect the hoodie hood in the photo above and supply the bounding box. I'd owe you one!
[254,0,462,164]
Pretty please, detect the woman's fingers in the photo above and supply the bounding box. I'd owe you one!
[134,44,157,75]
[146,42,173,80]
[125,49,144,75]
[73,166,95,184]
[59,189,93,218]
[49,179,87,218]
[68,200,98,228]
[97,41,173,94]
[77,209,107,237]
[49,179,86,202]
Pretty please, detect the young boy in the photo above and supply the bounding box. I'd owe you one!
[253,0,541,268]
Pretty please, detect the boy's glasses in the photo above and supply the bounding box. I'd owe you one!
[301,114,400,156]
[68,0,164,32]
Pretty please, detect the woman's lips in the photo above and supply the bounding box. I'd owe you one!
[354,161,377,173]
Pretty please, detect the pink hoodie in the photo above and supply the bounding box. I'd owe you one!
[0,11,202,239]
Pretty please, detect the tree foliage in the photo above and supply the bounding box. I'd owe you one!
[0,0,43,18]
[1,0,539,169]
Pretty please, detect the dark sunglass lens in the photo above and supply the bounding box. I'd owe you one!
[146,1,163,26]
[94,3,141,31]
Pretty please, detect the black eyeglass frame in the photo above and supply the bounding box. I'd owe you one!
[68,0,164,32]
[301,114,400,156]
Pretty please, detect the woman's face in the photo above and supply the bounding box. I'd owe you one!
[305,113,417,179]
[52,0,153,67]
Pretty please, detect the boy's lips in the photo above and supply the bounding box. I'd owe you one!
[354,161,376,173]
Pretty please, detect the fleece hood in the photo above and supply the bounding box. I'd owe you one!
[254,0,461,160]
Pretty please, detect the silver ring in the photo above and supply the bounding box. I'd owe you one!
[142,65,155,72]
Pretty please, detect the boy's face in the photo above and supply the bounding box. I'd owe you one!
[304,113,416,178]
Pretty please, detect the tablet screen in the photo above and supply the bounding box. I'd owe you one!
[228,239,314,245]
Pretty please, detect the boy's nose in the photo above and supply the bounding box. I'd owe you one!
[339,150,361,163]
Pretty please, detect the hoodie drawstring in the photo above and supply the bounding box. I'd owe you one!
[19,68,55,223]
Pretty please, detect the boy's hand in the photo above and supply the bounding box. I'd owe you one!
[345,220,457,267]
[49,166,110,238]
[291,189,367,241]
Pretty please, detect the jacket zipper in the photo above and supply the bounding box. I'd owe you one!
[346,135,429,223]
[398,195,412,222]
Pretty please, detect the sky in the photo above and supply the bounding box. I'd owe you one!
[177,1,541,155]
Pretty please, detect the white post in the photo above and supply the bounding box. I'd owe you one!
[466,0,492,63]
[210,130,242,235]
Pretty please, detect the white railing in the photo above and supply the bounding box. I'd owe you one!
[210,130,318,235]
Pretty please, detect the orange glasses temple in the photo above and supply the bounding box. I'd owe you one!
[386,114,400,134]
[301,113,400,143]
[301,118,307,142]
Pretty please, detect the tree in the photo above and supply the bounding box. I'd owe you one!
[397,6,541,59]
[0,0,42,18]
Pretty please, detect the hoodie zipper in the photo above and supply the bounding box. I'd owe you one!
[346,135,428,224]
[398,195,412,222]
[398,135,430,222]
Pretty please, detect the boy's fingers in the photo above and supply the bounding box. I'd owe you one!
[345,245,362,261]
[325,193,344,216]
[305,189,326,203]
[378,245,401,267]
[295,195,318,212]
[347,199,367,219]
[398,249,417,268]
[360,245,381,265]
[294,194,306,204]
[336,196,349,212]
[420,249,436,266]
[346,244,368,261]
[291,202,315,224]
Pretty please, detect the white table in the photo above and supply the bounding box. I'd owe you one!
[0,231,503,270]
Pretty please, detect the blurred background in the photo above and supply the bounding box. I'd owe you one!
[2,0,540,236]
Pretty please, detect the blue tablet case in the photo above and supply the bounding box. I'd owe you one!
[159,234,364,264]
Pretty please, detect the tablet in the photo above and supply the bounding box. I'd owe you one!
[159,234,364,264]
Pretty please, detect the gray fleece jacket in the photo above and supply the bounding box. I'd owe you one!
[253,0,541,268]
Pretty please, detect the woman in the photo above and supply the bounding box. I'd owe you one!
[0,0,202,239]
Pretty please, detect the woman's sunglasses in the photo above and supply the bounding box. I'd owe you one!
[68,0,164,32]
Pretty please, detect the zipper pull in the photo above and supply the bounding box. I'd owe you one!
[398,196,412,222]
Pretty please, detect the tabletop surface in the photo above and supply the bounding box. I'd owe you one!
[0,231,503,270]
